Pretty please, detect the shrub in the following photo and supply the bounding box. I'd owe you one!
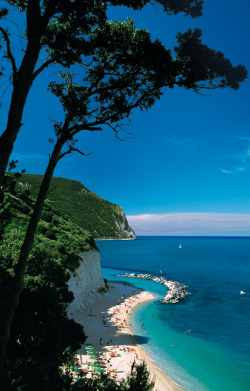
[41,209,53,222]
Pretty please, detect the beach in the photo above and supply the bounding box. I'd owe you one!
[69,281,182,391]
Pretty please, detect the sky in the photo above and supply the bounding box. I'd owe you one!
[3,0,250,236]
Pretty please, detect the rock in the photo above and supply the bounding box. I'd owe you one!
[117,273,189,303]
[68,249,105,312]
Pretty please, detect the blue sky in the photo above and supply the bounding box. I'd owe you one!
[6,0,250,235]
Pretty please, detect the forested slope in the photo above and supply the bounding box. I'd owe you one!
[16,174,136,239]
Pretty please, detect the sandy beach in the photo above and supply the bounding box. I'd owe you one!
[69,281,182,391]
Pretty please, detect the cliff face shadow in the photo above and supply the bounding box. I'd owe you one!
[132,335,150,345]
[99,333,150,352]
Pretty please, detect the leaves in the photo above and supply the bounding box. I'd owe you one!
[156,0,204,18]
[0,193,87,389]
[18,174,133,238]
[174,28,248,90]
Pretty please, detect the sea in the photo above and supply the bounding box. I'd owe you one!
[96,236,250,391]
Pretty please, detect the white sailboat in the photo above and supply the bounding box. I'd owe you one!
[179,244,182,248]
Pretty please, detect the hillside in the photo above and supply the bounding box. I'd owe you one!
[16,174,136,239]
[0,191,97,272]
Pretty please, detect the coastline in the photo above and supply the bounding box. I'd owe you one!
[69,281,182,390]
[128,308,183,391]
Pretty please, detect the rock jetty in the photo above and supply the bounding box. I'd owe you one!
[118,273,188,303]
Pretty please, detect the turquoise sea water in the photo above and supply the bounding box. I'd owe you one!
[96,236,250,391]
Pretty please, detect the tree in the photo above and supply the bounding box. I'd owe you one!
[120,361,155,391]
[0,0,205,187]
[0,0,247,383]
[0,203,88,390]
[0,13,247,365]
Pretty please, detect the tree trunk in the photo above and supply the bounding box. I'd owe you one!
[0,41,41,187]
[0,136,65,369]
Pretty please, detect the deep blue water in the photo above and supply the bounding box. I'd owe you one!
[96,236,250,391]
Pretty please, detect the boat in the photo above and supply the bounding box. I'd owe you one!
[179,244,182,248]
[240,291,245,295]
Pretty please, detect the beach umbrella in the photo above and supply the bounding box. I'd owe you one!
[96,368,104,373]
[92,362,101,367]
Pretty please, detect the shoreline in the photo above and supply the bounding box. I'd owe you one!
[95,237,136,241]
[69,281,182,391]
[128,305,182,391]
[118,273,189,303]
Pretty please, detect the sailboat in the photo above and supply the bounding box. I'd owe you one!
[179,244,182,249]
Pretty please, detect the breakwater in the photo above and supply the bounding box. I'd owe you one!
[117,273,189,303]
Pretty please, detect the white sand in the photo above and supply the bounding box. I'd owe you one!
[70,282,182,391]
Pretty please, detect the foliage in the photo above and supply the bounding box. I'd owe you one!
[0,160,26,197]
[174,28,247,91]
[0,192,96,389]
[1,190,97,267]
[0,192,155,390]
[120,361,155,391]
[45,18,247,159]
[15,174,134,238]
[70,362,154,391]
[0,0,248,386]
[0,0,247,185]
[71,373,119,391]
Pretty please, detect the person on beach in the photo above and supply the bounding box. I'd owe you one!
[141,323,144,328]
[99,338,103,345]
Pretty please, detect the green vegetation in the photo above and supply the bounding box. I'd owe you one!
[16,174,135,239]
[0,191,154,390]
[0,190,97,270]
[70,361,155,391]
[0,190,95,389]
[0,0,247,386]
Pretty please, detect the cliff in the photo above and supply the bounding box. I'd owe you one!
[16,174,136,239]
[3,175,135,317]
[67,249,105,314]
[1,191,106,314]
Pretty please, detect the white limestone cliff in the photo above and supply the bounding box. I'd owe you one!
[67,249,105,314]
[119,210,136,239]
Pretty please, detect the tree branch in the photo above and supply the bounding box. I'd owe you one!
[89,86,158,126]
[68,124,103,135]
[33,59,54,80]
[58,145,93,161]
[87,76,145,99]
[104,122,133,141]
[0,26,17,82]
